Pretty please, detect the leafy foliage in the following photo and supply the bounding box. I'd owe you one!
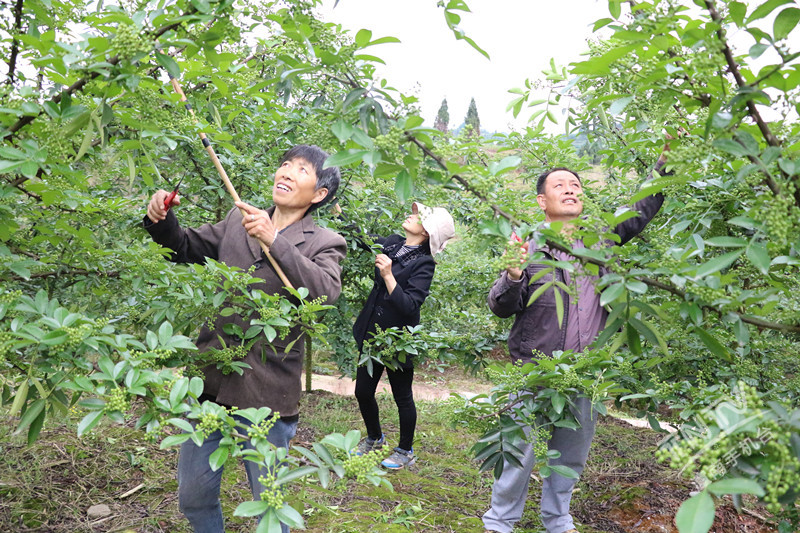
[2,0,800,529]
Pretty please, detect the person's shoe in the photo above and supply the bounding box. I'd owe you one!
[563,529,579,533]
[354,434,385,456]
[381,447,416,469]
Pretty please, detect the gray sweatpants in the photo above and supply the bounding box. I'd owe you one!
[482,395,597,533]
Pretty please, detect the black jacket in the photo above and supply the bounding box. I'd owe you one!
[352,234,435,360]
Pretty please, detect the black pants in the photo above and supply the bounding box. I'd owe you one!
[354,362,416,451]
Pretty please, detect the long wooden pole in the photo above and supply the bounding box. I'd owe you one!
[168,75,293,289]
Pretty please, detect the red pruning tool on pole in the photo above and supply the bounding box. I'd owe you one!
[164,174,185,211]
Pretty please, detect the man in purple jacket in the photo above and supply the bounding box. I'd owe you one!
[483,151,669,533]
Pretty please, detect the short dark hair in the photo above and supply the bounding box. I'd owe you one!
[279,145,340,212]
[536,167,582,195]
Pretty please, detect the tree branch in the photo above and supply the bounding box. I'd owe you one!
[408,132,800,335]
[2,14,193,143]
[9,268,121,281]
[703,0,800,206]
[703,0,781,148]
[407,135,523,225]
[5,0,25,86]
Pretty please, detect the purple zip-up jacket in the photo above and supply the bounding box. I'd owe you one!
[488,164,666,363]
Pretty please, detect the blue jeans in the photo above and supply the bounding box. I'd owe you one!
[177,414,298,533]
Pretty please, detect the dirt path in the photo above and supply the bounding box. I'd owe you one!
[301,372,491,401]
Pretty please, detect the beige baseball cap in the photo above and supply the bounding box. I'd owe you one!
[412,201,456,256]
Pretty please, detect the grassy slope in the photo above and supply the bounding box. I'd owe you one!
[0,372,778,533]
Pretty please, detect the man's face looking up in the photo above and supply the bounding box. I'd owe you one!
[537,170,584,223]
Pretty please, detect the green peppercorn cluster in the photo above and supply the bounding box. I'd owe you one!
[295,295,328,327]
[758,193,795,245]
[196,411,224,438]
[257,305,291,339]
[247,415,278,441]
[0,289,22,304]
[40,122,73,161]
[134,348,175,369]
[373,127,407,162]
[485,364,527,391]
[529,426,552,461]
[210,343,248,373]
[343,445,386,483]
[689,284,727,306]
[144,415,167,444]
[551,366,581,392]
[63,324,92,350]
[655,382,800,515]
[104,387,129,413]
[258,470,284,510]
[109,24,151,60]
[258,306,281,321]
[491,239,528,273]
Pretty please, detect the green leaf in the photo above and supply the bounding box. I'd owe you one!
[675,490,715,533]
[17,398,45,432]
[707,478,765,497]
[608,96,633,115]
[73,120,94,162]
[40,330,69,346]
[749,43,770,59]
[729,1,747,25]
[274,503,304,529]
[712,138,749,157]
[354,29,372,47]
[169,377,189,408]
[551,393,566,415]
[155,51,181,79]
[773,7,800,39]
[234,500,270,517]
[77,409,105,437]
[323,149,367,168]
[747,0,793,22]
[27,407,46,445]
[630,317,669,354]
[704,236,746,248]
[488,156,521,176]
[694,249,744,278]
[330,120,353,142]
[553,286,564,328]
[694,327,731,362]
[593,17,614,31]
[394,170,413,204]
[608,0,621,19]
[548,464,579,479]
[746,242,770,274]
[626,324,642,355]
[158,321,174,346]
[255,509,281,533]
[160,433,192,448]
[600,282,625,306]
[208,445,229,470]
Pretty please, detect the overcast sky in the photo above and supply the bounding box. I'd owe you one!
[318,0,610,133]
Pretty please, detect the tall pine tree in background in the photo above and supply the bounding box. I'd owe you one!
[434,98,450,132]
[465,97,481,137]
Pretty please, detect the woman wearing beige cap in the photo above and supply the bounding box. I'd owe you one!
[351,201,455,469]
